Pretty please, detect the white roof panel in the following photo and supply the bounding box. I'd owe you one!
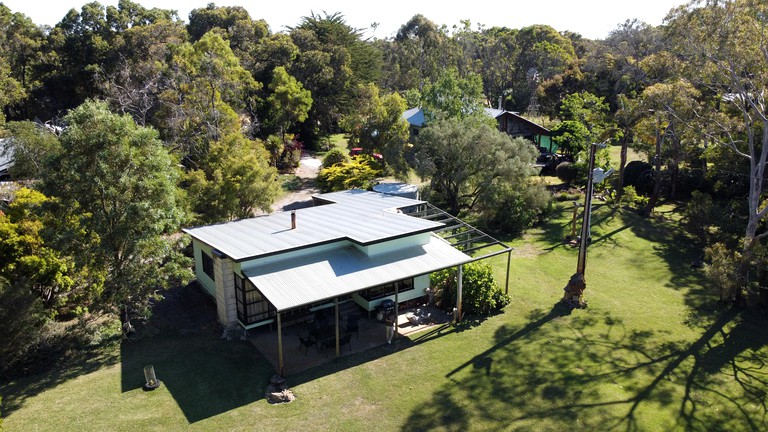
[183,190,441,261]
[243,235,471,311]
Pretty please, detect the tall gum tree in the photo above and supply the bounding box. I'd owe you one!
[667,0,768,296]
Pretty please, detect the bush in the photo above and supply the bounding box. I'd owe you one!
[321,149,349,167]
[623,160,655,195]
[0,277,47,378]
[480,182,552,235]
[430,262,509,316]
[316,155,382,192]
[704,243,743,302]
[620,186,648,209]
[556,162,580,186]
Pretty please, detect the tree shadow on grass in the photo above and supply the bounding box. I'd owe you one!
[401,305,768,431]
[119,333,273,424]
[0,335,121,417]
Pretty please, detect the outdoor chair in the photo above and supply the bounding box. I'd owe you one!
[345,321,359,339]
[298,335,317,355]
[340,333,353,352]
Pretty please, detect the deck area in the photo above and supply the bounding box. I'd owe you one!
[246,304,452,375]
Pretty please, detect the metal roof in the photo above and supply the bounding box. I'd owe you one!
[183,190,443,261]
[243,235,471,311]
[402,107,426,127]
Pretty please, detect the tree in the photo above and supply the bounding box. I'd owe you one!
[341,83,410,177]
[157,31,260,166]
[667,0,768,302]
[421,67,487,122]
[186,133,280,223]
[413,117,538,215]
[1,121,61,179]
[635,80,702,214]
[40,100,191,310]
[267,66,312,139]
[0,276,47,377]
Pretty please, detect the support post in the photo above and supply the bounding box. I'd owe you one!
[505,251,512,295]
[457,265,464,322]
[394,281,399,341]
[277,312,284,376]
[334,297,340,357]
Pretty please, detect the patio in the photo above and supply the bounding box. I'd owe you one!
[246,304,452,375]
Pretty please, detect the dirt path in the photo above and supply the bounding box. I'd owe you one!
[270,154,322,212]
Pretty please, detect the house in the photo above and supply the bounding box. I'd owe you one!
[183,190,479,373]
[0,138,12,180]
[402,107,553,152]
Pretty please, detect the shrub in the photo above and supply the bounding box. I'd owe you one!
[321,149,349,167]
[623,160,655,195]
[480,182,552,235]
[621,186,648,209]
[316,155,382,192]
[556,162,580,186]
[704,243,743,302]
[430,262,508,316]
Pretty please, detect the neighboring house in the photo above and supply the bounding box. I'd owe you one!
[402,107,553,152]
[184,190,475,373]
[0,138,12,180]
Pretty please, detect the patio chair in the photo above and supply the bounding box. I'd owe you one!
[298,335,317,355]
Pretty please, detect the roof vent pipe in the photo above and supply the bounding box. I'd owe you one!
[291,210,296,230]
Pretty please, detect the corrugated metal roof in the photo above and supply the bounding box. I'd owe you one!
[243,235,471,311]
[183,190,443,261]
[402,107,425,127]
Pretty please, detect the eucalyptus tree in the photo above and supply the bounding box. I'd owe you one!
[667,0,768,301]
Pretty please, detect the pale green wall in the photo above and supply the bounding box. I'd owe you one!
[192,239,215,296]
[354,232,430,257]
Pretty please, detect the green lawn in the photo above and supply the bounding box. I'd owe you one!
[2,203,767,431]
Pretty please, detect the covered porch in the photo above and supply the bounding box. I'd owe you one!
[246,303,452,375]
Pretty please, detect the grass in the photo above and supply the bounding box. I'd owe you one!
[2,203,767,431]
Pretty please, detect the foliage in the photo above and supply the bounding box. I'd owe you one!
[413,117,538,215]
[704,243,743,302]
[0,188,101,313]
[684,191,718,246]
[620,185,648,209]
[157,31,260,167]
[321,148,348,167]
[1,121,61,179]
[550,120,590,155]
[0,276,47,378]
[430,262,509,316]
[421,68,487,122]
[555,161,580,186]
[622,160,654,195]
[478,180,552,235]
[340,83,410,177]
[316,155,382,192]
[39,100,192,310]
[186,133,280,223]
[267,66,312,139]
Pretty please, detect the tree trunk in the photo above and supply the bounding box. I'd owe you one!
[616,135,629,201]
[644,128,663,216]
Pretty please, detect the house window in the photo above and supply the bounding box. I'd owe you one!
[235,274,275,325]
[360,278,414,301]
[202,251,215,281]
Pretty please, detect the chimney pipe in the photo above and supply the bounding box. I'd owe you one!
[291,211,296,229]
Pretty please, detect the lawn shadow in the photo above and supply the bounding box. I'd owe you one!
[0,334,121,417]
[119,283,273,424]
[120,333,272,424]
[401,304,768,431]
